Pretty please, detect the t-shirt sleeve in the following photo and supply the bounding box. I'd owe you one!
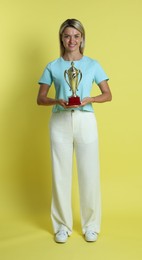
[94,61,109,85]
[38,64,53,85]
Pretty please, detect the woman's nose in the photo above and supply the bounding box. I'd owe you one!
[69,36,74,43]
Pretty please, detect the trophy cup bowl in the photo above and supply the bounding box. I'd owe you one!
[64,62,82,106]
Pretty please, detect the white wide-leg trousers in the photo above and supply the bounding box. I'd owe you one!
[49,110,101,235]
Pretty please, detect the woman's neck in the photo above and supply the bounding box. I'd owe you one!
[62,52,83,61]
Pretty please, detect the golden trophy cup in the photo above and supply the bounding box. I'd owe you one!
[64,61,82,106]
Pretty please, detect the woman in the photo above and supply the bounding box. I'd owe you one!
[37,18,112,243]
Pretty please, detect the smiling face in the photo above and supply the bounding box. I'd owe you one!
[61,27,83,54]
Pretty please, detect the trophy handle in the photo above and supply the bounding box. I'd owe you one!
[64,70,71,90]
[77,70,82,90]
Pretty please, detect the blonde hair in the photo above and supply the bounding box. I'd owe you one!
[59,18,85,56]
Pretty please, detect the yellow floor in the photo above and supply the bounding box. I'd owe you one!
[0,213,141,260]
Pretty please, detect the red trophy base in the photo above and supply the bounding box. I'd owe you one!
[67,96,81,106]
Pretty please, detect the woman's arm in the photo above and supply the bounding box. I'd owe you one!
[80,80,112,106]
[93,80,112,103]
[37,84,67,108]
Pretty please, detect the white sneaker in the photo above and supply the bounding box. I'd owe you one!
[85,231,98,242]
[55,230,68,243]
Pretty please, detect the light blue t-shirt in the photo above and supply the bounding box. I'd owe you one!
[38,56,109,112]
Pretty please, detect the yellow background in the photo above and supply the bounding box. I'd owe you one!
[0,0,142,259]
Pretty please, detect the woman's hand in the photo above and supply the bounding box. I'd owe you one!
[57,99,69,108]
[80,97,94,106]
